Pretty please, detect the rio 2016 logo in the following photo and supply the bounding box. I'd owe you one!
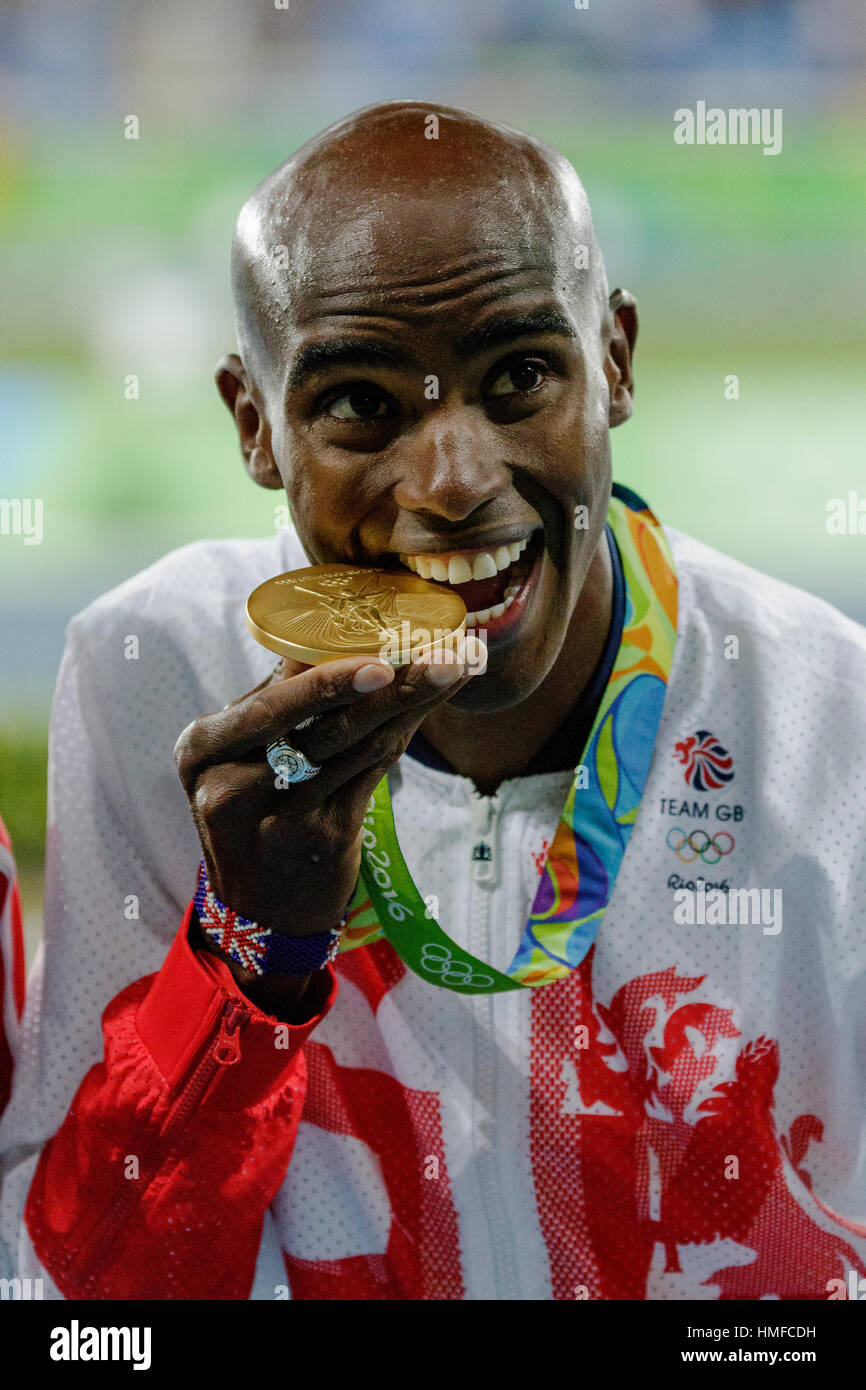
[674,730,734,791]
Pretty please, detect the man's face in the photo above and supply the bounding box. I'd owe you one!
[230,177,631,713]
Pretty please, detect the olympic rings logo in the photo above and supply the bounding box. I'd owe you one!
[666,826,735,865]
[420,942,494,989]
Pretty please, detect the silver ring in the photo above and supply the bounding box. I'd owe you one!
[266,736,320,783]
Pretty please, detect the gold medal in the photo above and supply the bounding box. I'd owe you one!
[246,564,467,667]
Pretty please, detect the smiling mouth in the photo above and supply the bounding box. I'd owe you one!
[393,529,543,627]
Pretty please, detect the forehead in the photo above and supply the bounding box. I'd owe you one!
[283,188,586,340]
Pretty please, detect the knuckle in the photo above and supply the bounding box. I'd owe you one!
[315,669,350,705]
[392,718,420,755]
[321,709,354,750]
[392,730,413,762]
[193,779,235,827]
[173,722,200,780]
[258,812,288,848]
[246,692,277,735]
[367,727,401,766]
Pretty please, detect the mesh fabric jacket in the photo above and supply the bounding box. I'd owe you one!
[2,518,865,1299]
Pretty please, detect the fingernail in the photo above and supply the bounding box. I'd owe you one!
[425,656,465,688]
[462,635,488,674]
[353,663,394,692]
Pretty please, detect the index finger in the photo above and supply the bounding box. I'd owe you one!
[217,656,307,711]
[174,654,397,779]
[221,654,315,710]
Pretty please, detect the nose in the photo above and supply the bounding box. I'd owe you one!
[392,408,511,522]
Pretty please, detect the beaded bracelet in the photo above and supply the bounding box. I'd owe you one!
[193,860,346,977]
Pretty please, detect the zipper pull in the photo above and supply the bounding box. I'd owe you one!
[470,794,499,883]
[212,999,245,1066]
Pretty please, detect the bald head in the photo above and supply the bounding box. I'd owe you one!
[231,101,609,395]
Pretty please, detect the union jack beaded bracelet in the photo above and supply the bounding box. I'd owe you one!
[193,861,346,977]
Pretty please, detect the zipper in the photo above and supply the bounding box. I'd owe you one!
[60,995,248,1292]
[469,792,500,885]
[161,996,244,1135]
[467,790,520,1298]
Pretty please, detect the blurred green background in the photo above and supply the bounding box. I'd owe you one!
[1,0,864,963]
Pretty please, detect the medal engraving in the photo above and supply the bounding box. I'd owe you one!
[246,564,466,666]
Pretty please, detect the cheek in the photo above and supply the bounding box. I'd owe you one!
[278,457,332,553]
[530,417,611,546]
[281,444,377,559]
[576,369,610,446]
[540,380,610,477]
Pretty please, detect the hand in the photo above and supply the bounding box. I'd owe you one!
[174,637,486,945]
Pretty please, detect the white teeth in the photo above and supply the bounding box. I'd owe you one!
[464,595,514,627]
[472,551,498,581]
[504,582,519,598]
[399,533,534,584]
[447,555,474,584]
[503,594,515,608]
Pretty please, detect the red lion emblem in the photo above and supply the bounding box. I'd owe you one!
[530,951,866,1299]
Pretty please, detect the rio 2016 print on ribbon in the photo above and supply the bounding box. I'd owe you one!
[341,482,679,994]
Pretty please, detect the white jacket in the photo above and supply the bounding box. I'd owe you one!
[2,515,865,1299]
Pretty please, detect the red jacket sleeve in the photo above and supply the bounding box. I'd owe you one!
[24,899,338,1300]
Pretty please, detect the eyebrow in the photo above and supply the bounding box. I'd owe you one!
[286,339,410,393]
[285,307,577,395]
[455,309,577,358]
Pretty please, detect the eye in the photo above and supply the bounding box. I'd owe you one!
[487,360,547,398]
[324,385,392,421]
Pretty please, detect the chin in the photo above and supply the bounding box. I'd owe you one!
[448,634,561,713]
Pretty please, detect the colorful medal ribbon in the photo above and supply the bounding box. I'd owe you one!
[342,484,678,993]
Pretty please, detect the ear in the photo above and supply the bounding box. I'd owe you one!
[605,288,638,429]
[214,353,283,490]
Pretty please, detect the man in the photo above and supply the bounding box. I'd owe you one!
[1,101,864,1300]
